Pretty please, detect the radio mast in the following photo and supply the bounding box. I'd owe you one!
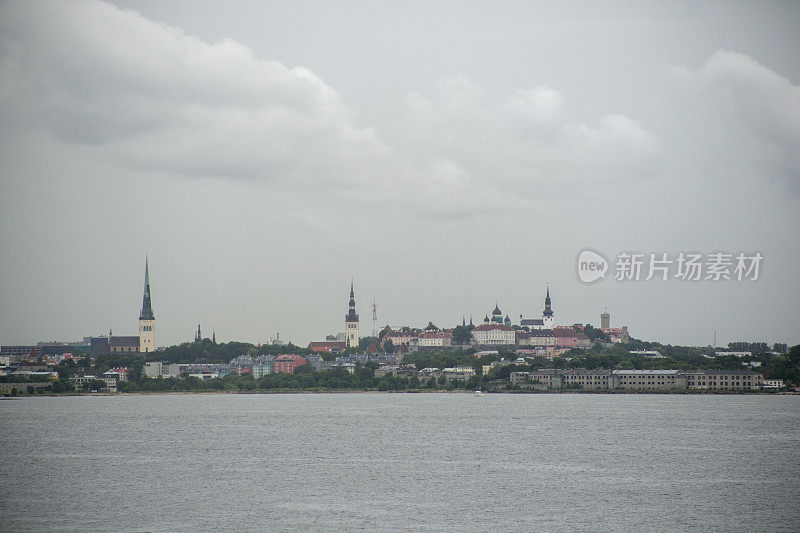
[371,299,379,338]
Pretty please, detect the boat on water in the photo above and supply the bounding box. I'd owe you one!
[474,389,484,396]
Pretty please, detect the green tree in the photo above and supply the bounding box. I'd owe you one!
[359,336,379,351]
[452,325,472,345]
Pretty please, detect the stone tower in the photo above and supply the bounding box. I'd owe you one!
[138,257,155,353]
[345,280,360,349]
[601,309,611,329]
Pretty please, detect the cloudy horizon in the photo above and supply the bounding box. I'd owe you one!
[1,0,798,348]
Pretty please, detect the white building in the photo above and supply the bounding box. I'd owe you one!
[252,363,273,378]
[189,372,219,380]
[143,361,165,378]
[472,324,515,345]
[418,331,452,347]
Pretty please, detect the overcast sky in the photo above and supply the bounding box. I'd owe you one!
[1,0,798,348]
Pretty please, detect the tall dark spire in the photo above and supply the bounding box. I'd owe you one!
[195,323,202,342]
[345,279,359,322]
[139,257,154,320]
[543,285,553,317]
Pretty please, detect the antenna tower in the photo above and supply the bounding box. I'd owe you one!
[371,299,379,337]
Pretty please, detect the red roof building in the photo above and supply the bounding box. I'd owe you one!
[274,354,307,374]
[472,323,516,345]
[307,341,347,353]
[554,327,592,348]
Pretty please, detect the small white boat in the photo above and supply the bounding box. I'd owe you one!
[474,389,484,396]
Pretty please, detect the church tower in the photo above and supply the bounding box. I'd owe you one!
[345,280,360,349]
[138,257,155,353]
[542,285,554,330]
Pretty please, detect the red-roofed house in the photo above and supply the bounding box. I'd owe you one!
[472,323,516,345]
[381,331,419,347]
[307,341,347,353]
[418,331,453,347]
[554,327,592,348]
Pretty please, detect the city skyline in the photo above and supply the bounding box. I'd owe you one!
[0,259,786,350]
[1,1,798,347]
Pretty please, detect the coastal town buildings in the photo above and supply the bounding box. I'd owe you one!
[553,327,592,348]
[684,370,764,390]
[510,369,764,391]
[381,330,418,350]
[602,327,630,343]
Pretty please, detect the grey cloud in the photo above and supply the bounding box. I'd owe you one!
[695,50,800,193]
[0,1,660,218]
[0,1,387,186]
[403,76,659,196]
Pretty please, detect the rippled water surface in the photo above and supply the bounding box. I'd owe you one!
[1,393,798,532]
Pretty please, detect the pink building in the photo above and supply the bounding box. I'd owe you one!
[274,354,307,374]
[554,327,592,348]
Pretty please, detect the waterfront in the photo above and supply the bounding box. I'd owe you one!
[1,393,798,532]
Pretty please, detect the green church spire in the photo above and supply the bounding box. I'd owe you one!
[140,257,154,320]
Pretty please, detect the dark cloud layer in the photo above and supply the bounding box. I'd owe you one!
[0,1,798,347]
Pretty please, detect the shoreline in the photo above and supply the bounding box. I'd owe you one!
[3,389,795,398]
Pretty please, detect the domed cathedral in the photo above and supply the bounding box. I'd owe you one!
[138,257,155,353]
[345,280,359,349]
[483,304,513,327]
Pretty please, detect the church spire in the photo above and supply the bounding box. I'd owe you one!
[344,278,360,349]
[346,279,358,322]
[139,256,154,320]
[543,284,554,317]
